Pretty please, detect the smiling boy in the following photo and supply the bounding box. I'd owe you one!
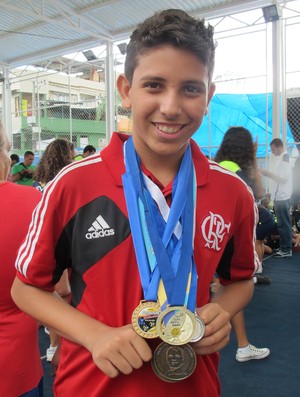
[12,9,256,397]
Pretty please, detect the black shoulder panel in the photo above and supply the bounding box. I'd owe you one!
[55,196,130,306]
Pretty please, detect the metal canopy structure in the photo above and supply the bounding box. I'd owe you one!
[0,0,285,69]
[0,0,298,148]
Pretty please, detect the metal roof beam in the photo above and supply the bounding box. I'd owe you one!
[6,39,109,68]
[0,0,113,41]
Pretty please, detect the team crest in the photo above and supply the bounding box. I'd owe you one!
[201,212,231,251]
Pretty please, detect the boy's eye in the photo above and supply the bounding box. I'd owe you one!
[184,85,201,94]
[144,82,162,89]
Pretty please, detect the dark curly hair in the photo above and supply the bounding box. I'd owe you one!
[35,139,74,184]
[214,126,255,179]
[125,9,216,85]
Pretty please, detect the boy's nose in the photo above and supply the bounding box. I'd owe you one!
[160,92,182,118]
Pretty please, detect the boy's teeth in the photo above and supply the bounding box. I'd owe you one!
[156,125,181,133]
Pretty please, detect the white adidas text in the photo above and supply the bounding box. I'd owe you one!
[86,229,115,239]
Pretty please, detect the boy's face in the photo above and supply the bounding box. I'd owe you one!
[118,45,215,164]
[24,154,34,166]
[270,144,283,156]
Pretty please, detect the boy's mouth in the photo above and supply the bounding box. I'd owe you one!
[154,123,183,134]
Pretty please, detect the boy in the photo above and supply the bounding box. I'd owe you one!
[75,144,96,160]
[12,9,256,397]
[11,150,36,186]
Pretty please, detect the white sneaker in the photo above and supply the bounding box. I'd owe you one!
[236,344,270,362]
[46,345,57,362]
[273,250,292,258]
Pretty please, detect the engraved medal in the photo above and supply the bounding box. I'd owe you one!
[151,342,197,382]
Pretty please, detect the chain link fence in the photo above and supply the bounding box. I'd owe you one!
[8,62,110,161]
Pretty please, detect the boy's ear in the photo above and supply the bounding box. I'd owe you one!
[117,74,131,109]
[207,82,216,107]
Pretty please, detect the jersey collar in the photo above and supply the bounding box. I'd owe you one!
[101,132,210,188]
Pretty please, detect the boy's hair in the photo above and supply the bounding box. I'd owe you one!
[83,145,96,154]
[125,9,216,85]
[10,153,20,163]
[24,150,34,157]
[270,138,283,148]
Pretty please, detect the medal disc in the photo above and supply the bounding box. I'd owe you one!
[156,306,196,345]
[151,342,197,382]
[132,301,161,339]
[190,314,205,343]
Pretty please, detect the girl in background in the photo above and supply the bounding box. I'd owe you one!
[34,139,73,365]
[214,126,273,362]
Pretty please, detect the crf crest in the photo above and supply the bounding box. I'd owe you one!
[201,212,231,251]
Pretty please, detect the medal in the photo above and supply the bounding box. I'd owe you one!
[151,342,197,382]
[190,314,205,343]
[156,306,196,345]
[132,301,161,339]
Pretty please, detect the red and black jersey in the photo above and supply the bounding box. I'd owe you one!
[16,132,257,397]
[1,182,42,396]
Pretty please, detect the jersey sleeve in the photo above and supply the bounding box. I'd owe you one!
[15,177,69,291]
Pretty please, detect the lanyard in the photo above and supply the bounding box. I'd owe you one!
[122,137,197,311]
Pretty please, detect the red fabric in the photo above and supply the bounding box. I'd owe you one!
[0,182,42,397]
[16,133,256,397]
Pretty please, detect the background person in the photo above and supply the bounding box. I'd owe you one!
[0,123,43,396]
[261,138,293,257]
[11,150,36,186]
[33,138,73,364]
[214,126,272,362]
[10,153,20,166]
[75,144,96,160]
[34,139,75,193]
[7,153,19,181]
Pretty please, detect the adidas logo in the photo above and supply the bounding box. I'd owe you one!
[85,215,115,239]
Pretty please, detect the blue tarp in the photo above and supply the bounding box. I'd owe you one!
[193,93,294,157]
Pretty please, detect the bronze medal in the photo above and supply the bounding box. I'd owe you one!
[151,342,197,382]
[190,314,205,343]
[156,306,196,345]
[132,301,161,339]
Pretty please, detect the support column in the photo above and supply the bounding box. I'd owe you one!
[105,41,116,144]
[271,17,284,141]
[2,68,12,141]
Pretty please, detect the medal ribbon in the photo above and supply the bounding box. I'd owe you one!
[122,137,197,311]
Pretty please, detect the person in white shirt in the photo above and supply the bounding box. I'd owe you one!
[261,138,293,257]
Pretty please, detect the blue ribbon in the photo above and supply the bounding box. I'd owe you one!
[122,137,197,311]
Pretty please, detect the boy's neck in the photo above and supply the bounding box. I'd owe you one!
[140,153,183,187]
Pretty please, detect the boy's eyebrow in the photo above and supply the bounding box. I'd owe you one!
[140,75,165,82]
[140,75,207,86]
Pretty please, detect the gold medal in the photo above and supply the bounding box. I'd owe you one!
[190,314,205,343]
[151,342,197,382]
[156,306,196,345]
[132,301,161,339]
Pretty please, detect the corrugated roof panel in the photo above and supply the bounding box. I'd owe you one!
[0,0,296,67]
